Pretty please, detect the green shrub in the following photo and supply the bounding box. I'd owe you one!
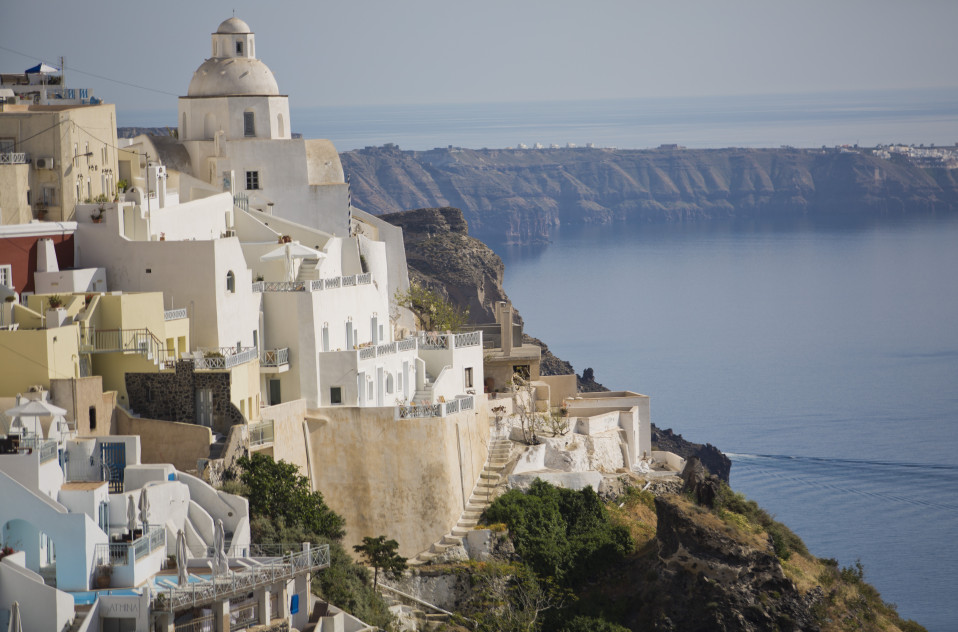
[558,615,630,632]
[483,479,633,587]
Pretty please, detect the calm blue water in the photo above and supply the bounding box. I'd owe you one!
[119,87,958,151]
[498,216,958,630]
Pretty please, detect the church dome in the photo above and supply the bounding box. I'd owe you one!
[187,57,279,97]
[216,17,251,34]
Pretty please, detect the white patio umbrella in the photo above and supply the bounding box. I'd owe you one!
[259,242,325,282]
[138,488,150,532]
[4,398,67,438]
[176,529,189,587]
[212,519,229,576]
[126,495,137,536]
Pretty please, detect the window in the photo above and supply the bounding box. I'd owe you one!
[236,40,243,55]
[464,367,474,389]
[386,374,394,394]
[0,265,12,289]
[244,111,255,137]
[245,171,259,190]
[226,270,235,293]
[89,406,97,430]
[330,387,342,405]
[513,365,530,381]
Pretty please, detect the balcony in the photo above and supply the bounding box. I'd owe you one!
[0,152,27,165]
[164,308,187,321]
[251,273,373,293]
[259,347,289,373]
[417,330,482,350]
[248,419,274,449]
[194,347,258,370]
[93,525,166,588]
[152,545,330,613]
[396,395,474,420]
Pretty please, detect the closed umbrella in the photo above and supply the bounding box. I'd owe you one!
[138,488,150,532]
[9,601,21,632]
[213,519,229,576]
[176,529,189,587]
[126,495,137,536]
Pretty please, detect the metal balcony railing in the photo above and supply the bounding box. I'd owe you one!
[152,545,330,612]
[0,152,27,165]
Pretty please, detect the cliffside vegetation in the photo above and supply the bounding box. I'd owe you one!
[221,454,394,628]
[454,478,927,632]
[346,146,958,245]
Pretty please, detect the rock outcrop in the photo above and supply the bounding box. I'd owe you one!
[654,427,732,482]
[637,495,823,632]
[343,145,958,244]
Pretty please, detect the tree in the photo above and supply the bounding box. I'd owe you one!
[352,535,407,591]
[235,453,345,542]
[394,282,469,332]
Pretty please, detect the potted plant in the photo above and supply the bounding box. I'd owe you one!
[47,295,64,309]
[91,205,105,223]
[96,564,113,588]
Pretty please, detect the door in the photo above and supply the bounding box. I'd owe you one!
[100,442,126,493]
[195,388,213,427]
[371,316,378,345]
[269,379,281,406]
[376,366,384,407]
[346,322,354,349]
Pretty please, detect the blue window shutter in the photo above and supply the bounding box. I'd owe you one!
[290,593,299,614]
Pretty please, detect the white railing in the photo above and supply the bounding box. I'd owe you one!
[419,331,483,350]
[248,420,274,447]
[355,337,418,361]
[19,437,59,463]
[417,332,449,350]
[260,348,289,367]
[93,525,165,571]
[153,545,330,612]
[251,274,374,293]
[194,347,258,370]
[0,152,27,165]
[454,331,482,347]
[164,308,187,321]
[397,395,474,420]
[397,403,442,419]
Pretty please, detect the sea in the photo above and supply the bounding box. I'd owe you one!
[122,88,958,628]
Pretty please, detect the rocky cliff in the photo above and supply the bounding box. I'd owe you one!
[343,145,958,244]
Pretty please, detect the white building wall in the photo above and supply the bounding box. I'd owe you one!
[75,224,260,350]
[0,557,75,632]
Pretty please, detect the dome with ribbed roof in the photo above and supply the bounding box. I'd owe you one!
[216,17,251,34]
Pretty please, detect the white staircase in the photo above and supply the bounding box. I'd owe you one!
[408,435,513,566]
[296,257,322,281]
[413,372,435,403]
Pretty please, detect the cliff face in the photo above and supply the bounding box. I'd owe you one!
[342,146,958,244]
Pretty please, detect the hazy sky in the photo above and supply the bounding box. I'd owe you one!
[2,0,956,112]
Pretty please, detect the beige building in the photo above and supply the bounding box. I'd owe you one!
[0,103,119,222]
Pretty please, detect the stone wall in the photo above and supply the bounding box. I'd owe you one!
[305,403,490,558]
[114,408,212,473]
[125,360,243,435]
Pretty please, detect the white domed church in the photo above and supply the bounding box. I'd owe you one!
[174,17,350,235]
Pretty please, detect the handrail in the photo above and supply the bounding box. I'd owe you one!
[81,327,175,369]
[153,545,330,612]
[194,347,258,370]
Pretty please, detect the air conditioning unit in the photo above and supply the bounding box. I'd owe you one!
[35,157,55,170]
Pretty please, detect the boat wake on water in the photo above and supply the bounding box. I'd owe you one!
[727,452,958,513]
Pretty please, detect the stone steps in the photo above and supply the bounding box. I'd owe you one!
[407,433,514,566]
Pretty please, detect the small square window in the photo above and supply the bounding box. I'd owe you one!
[246,171,259,190]
[330,387,342,404]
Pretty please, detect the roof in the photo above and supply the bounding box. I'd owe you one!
[146,135,193,173]
[216,17,251,34]
[187,57,279,97]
